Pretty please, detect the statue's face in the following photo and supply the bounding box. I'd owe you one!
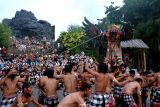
[110,26,118,32]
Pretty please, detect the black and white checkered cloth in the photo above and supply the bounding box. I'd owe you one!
[44,95,59,107]
[89,93,115,107]
[63,90,70,97]
[112,86,123,98]
[17,87,23,95]
[84,96,90,106]
[151,88,160,103]
[38,91,45,104]
[150,87,156,99]
[0,95,16,107]
[121,93,137,107]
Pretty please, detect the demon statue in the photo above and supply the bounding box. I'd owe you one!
[83,17,133,66]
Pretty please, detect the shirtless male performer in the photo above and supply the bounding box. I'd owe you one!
[147,72,160,107]
[57,83,91,107]
[85,59,126,107]
[121,76,143,107]
[55,63,78,97]
[80,63,94,105]
[112,67,134,106]
[80,60,93,85]
[105,64,133,107]
[0,68,26,107]
[39,69,59,107]
[12,83,44,107]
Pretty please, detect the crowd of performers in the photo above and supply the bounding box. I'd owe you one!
[0,52,160,107]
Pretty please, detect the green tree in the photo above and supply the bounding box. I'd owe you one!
[97,17,111,32]
[0,23,11,50]
[121,0,160,69]
[59,25,85,54]
[121,0,160,25]
[104,2,122,24]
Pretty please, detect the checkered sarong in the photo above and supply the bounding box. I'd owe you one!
[63,90,70,97]
[89,93,115,107]
[44,95,59,107]
[150,87,156,99]
[151,88,160,103]
[38,91,45,104]
[121,93,137,107]
[84,96,90,106]
[17,87,23,95]
[0,95,16,107]
[112,86,123,98]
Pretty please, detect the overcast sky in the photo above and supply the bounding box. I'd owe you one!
[0,0,123,40]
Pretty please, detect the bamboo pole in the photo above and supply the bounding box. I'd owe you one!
[140,53,142,70]
[138,53,140,71]
[143,50,146,71]
[141,52,144,70]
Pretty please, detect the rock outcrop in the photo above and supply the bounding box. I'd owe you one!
[2,9,55,40]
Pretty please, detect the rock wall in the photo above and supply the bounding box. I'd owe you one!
[2,9,55,40]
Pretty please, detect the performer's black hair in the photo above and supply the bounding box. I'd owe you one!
[80,83,91,91]
[98,63,108,73]
[45,68,54,78]
[63,64,72,73]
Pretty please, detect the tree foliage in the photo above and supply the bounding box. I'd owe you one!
[104,3,122,24]
[0,23,11,50]
[58,25,85,54]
